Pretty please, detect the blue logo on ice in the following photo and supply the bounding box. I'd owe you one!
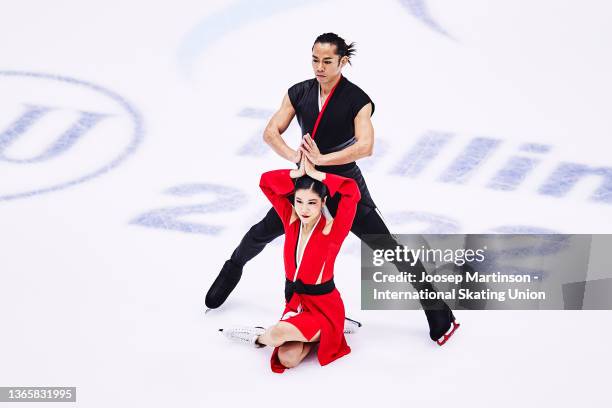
[0,71,143,201]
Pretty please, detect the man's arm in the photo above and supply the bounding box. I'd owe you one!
[262,93,300,163]
[301,103,374,166]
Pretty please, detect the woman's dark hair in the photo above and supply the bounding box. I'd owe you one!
[313,32,356,65]
[294,175,328,200]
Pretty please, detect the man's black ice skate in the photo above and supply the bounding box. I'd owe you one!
[205,260,243,309]
[435,319,460,346]
[424,304,460,346]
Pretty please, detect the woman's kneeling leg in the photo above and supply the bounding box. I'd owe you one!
[277,341,313,368]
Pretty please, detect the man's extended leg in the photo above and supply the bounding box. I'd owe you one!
[205,207,284,309]
[350,206,459,344]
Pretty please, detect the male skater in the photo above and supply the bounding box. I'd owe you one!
[206,32,459,345]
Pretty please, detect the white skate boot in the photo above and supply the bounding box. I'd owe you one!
[344,317,362,334]
[219,326,265,348]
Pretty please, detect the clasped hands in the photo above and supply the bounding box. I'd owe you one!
[298,133,324,165]
[290,144,324,181]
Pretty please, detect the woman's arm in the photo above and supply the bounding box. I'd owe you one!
[259,154,305,227]
[259,170,295,228]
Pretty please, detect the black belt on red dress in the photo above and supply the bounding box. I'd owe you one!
[284,278,335,302]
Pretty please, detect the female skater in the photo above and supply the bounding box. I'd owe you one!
[221,154,360,373]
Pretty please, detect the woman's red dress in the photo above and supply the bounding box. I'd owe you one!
[259,169,361,373]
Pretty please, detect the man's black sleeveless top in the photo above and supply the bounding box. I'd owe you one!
[287,75,377,214]
[288,75,374,173]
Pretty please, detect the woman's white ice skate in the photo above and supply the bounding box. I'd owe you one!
[344,317,362,334]
[219,326,265,348]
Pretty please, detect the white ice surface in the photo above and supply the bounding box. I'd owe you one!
[0,0,611,406]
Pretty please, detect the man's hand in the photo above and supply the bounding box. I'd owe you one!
[300,133,326,165]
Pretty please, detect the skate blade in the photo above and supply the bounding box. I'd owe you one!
[436,320,460,346]
[345,316,363,327]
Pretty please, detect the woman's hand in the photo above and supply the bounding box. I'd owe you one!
[304,155,325,182]
[290,152,305,179]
